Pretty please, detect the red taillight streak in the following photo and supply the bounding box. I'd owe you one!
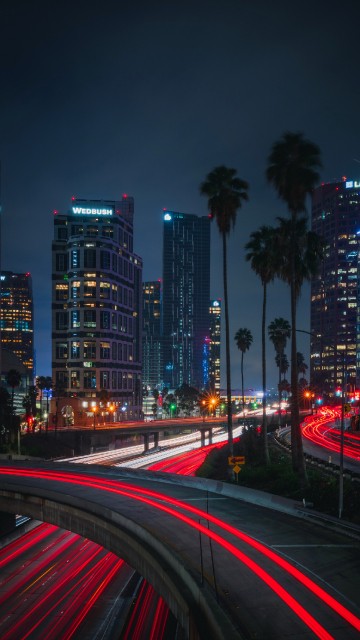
[122,580,148,640]
[2,545,105,640]
[150,596,169,640]
[0,533,81,606]
[0,468,339,637]
[1,467,359,634]
[0,523,58,569]
[56,556,124,640]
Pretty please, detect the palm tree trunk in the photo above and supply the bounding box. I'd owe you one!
[222,233,233,453]
[278,352,282,427]
[241,352,244,416]
[262,283,269,464]
[290,233,307,485]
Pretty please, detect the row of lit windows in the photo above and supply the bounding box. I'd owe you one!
[56,370,134,390]
[56,223,132,251]
[55,309,133,334]
[55,340,133,362]
[55,281,133,307]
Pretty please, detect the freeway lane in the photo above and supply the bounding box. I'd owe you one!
[0,463,359,639]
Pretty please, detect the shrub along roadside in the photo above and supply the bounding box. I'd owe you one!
[195,430,360,524]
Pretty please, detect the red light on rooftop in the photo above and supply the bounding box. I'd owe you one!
[342,176,347,181]
[25,272,31,277]
[335,187,339,190]
[123,193,128,198]
[71,196,76,201]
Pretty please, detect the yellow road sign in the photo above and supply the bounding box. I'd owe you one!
[233,465,241,474]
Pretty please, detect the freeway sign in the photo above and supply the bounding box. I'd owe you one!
[228,456,245,466]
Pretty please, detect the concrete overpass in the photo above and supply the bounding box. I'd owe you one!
[0,462,359,640]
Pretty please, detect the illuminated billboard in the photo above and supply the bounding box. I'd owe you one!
[71,203,114,216]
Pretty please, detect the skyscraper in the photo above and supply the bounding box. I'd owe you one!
[142,280,162,389]
[0,271,34,378]
[52,196,143,422]
[162,210,210,390]
[209,299,221,392]
[310,179,360,395]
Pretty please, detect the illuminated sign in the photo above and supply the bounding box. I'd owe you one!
[212,300,220,307]
[164,213,172,221]
[345,180,360,189]
[72,206,113,216]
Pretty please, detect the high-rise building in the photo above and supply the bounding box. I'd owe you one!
[310,179,360,395]
[0,271,34,377]
[162,210,210,390]
[52,196,143,422]
[142,280,162,389]
[208,299,221,392]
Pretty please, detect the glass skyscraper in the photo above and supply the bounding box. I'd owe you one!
[162,210,210,390]
[0,271,34,377]
[310,179,360,395]
[142,280,162,389]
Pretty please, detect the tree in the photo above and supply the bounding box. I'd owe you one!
[296,352,308,379]
[175,384,200,416]
[267,132,322,484]
[234,328,253,417]
[0,388,12,444]
[245,225,279,464]
[200,165,249,452]
[268,317,291,423]
[36,376,47,424]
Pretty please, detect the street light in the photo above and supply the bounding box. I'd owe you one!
[91,405,98,431]
[108,404,115,422]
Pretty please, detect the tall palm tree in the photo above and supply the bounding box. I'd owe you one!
[275,214,324,479]
[245,225,279,464]
[234,328,253,417]
[296,352,308,379]
[268,317,291,423]
[267,132,322,484]
[200,165,249,452]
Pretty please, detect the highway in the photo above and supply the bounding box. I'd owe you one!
[1,412,360,638]
[1,461,360,638]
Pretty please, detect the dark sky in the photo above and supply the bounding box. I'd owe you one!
[2,0,360,390]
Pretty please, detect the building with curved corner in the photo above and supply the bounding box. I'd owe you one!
[51,196,142,424]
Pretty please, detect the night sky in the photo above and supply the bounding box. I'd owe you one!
[2,0,360,390]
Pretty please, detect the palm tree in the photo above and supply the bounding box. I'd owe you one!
[268,317,291,423]
[234,328,253,417]
[200,166,249,452]
[246,225,279,464]
[296,352,308,379]
[275,214,324,479]
[267,132,322,484]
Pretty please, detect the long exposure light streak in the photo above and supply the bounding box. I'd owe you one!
[1,466,359,637]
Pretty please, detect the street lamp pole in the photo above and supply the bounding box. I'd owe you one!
[339,356,346,519]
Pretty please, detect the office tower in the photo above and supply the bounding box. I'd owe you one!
[310,179,360,395]
[0,271,34,377]
[52,196,143,421]
[162,210,210,390]
[142,280,162,389]
[209,299,221,392]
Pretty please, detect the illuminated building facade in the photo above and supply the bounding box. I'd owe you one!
[310,179,360,394]
[209,299,221,392]
[52,196,143,421]
[142,280,162,389]
[0,272,34,377]
[162,211,210,390]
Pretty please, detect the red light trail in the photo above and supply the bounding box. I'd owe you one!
[302,406,360,460]
[1,465,359,637]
